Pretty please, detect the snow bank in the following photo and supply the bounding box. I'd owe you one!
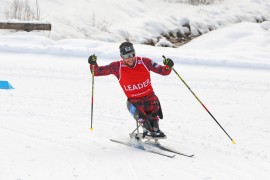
[1,22,269,70]
[0,0,270,43]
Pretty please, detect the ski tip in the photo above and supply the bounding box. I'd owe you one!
[90,127,94,131]
[232,140,236,144]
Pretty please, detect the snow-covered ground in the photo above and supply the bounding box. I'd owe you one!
[1,0,270,43]
[1,21,270,179]
[1,0,270,179]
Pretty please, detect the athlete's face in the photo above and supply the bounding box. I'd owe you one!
[121,53,136,67]
[123,56,136,67]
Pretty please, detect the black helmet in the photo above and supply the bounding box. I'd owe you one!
[119,42,135,55]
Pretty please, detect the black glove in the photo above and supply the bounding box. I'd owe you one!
[88,54,97,65]
[163,56,174,68]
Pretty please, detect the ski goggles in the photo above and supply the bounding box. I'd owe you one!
[121,52,135,59]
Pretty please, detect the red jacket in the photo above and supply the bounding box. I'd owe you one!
[90,56,171,98]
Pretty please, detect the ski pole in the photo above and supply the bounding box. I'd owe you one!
[163,55,236,144]
[90,65,95,131]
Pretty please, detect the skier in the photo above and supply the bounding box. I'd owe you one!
[88,42,174,138]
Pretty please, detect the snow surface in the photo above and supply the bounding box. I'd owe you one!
[1,0,270,180]
[0,19,50,24]
[0,0,270,42]
[1,21,270,180]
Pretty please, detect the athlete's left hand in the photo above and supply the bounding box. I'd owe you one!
[163,56,174,68]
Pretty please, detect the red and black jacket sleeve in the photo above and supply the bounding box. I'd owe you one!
[90,61,121,79]
[142,57,172,75]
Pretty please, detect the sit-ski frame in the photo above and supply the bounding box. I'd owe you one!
[129,121,166,144]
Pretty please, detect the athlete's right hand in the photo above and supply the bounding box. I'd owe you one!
[88,54,97,65]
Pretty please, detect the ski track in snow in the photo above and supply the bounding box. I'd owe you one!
[0,51,270,180]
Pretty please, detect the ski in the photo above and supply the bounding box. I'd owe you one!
[146,142,194,158]
[130,133,194,158]
[110,139,176,158]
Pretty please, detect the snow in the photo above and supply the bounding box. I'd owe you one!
[0,19,50,24]
[1,0,270,42]
[1,0,270,180]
